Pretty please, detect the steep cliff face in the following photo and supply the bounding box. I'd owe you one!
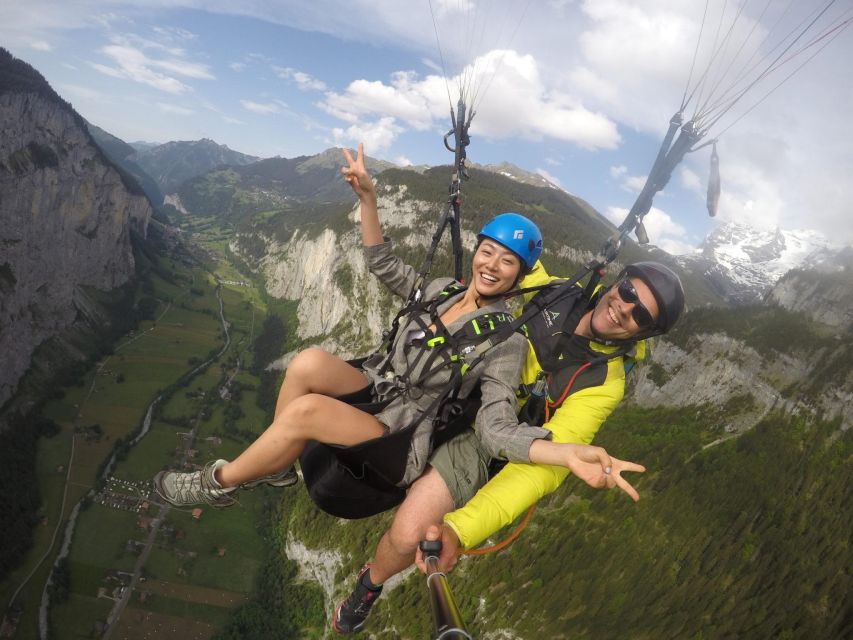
[767,247,853,331]
[0,84,152,406]
[233,183,466,363]
[628,329,851,433]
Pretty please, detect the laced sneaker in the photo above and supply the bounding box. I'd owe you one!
[241,466,299,489]
[332,564,383,634]
[153,459,237,507]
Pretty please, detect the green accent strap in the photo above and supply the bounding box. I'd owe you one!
[427,336,446,348]
[439,282,466,297]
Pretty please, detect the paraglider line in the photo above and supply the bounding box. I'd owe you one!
[428,0,454,110]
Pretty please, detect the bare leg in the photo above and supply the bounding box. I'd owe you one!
[216,393,385,488]
[368,466,455,585]
[274,347,369,418]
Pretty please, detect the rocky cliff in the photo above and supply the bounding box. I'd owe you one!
[233,182,485,366]
[627,284,852,434]
[767,246,853,331]
[0,50,152,407]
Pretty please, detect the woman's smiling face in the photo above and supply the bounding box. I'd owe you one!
[470,239,522,297]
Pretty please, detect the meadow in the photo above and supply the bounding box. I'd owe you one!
[1,224,281,639]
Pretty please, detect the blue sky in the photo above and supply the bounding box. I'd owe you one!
[4,0,852,253]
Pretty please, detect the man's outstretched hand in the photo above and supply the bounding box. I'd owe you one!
[416,524,463,574]
[528,440,646,501]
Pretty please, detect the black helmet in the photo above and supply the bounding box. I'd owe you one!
[619,262,685,335]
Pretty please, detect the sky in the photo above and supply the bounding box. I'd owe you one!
[3,0,852,254]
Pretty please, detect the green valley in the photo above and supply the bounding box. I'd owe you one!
[0,220,300,639]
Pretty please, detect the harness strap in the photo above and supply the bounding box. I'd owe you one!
[379,282,466,378]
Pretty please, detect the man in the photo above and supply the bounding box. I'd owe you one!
[332,260,685,634]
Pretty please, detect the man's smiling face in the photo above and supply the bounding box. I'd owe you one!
[588,276,660,341]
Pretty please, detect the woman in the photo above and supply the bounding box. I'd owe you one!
[153,144,640,508]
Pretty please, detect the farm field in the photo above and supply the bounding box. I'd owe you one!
[2,229,282,639]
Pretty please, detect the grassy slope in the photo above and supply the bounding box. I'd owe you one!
[264,406,850,640]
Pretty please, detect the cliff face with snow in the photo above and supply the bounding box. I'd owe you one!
[679,222,836,304]
[0,62,152,406]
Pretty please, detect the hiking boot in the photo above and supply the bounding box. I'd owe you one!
[153,459,237,507]
[332,565,383,634]
[241,466,299,489]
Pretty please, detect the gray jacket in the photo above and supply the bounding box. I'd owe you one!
[361,240,549,486]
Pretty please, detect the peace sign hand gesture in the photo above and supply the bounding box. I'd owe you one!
[528,440,646,501]
[341,143,374,200]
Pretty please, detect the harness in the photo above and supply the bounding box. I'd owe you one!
[300,283,515,519]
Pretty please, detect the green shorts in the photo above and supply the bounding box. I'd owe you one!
[429,430,492,509]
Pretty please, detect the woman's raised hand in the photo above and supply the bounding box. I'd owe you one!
[341,143,374,200]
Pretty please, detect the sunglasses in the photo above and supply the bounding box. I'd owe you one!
[615,277,656,330]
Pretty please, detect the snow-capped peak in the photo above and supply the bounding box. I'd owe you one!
[681,221,839,304]
[701,222,834,282]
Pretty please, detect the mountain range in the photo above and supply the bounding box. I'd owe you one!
[87,128,845,309]
[83,118,846,312]
[1,46,851,640]
[678,222,840,304]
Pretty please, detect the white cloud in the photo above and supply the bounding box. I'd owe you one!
[332,117,403,154]
[321,71,438,131]
[157,102,194,115]
[605,205,696,255]
[712,159,785,232]
[273,66,327,92]
[152,26,198,42]
[680,166,702,193]
[91,42,213,94]
[321,50,619,150]
[29,40,52,51]
[536,168,562,188]
[150,57,213,80]
[655,236,698,256]
[59,84,106,101]
[544,157,562,166]
[393,155,413,167]
[432,0,475,17]
[420,57,442,74]
[111,33,186,57]
[622,175,647,192]
[229,62,246,71]
[222,115,246,125]
[240,100,281,114]
[643,206,688,242]
[610,165,627,178]
[468,50,620,149]
[573,0,705,131]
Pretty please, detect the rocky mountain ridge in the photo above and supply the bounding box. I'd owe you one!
[87,122,165,209]
[135,137,260,197]
[0,48,152,408]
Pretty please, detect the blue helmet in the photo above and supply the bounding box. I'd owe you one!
[478,212,543,271]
